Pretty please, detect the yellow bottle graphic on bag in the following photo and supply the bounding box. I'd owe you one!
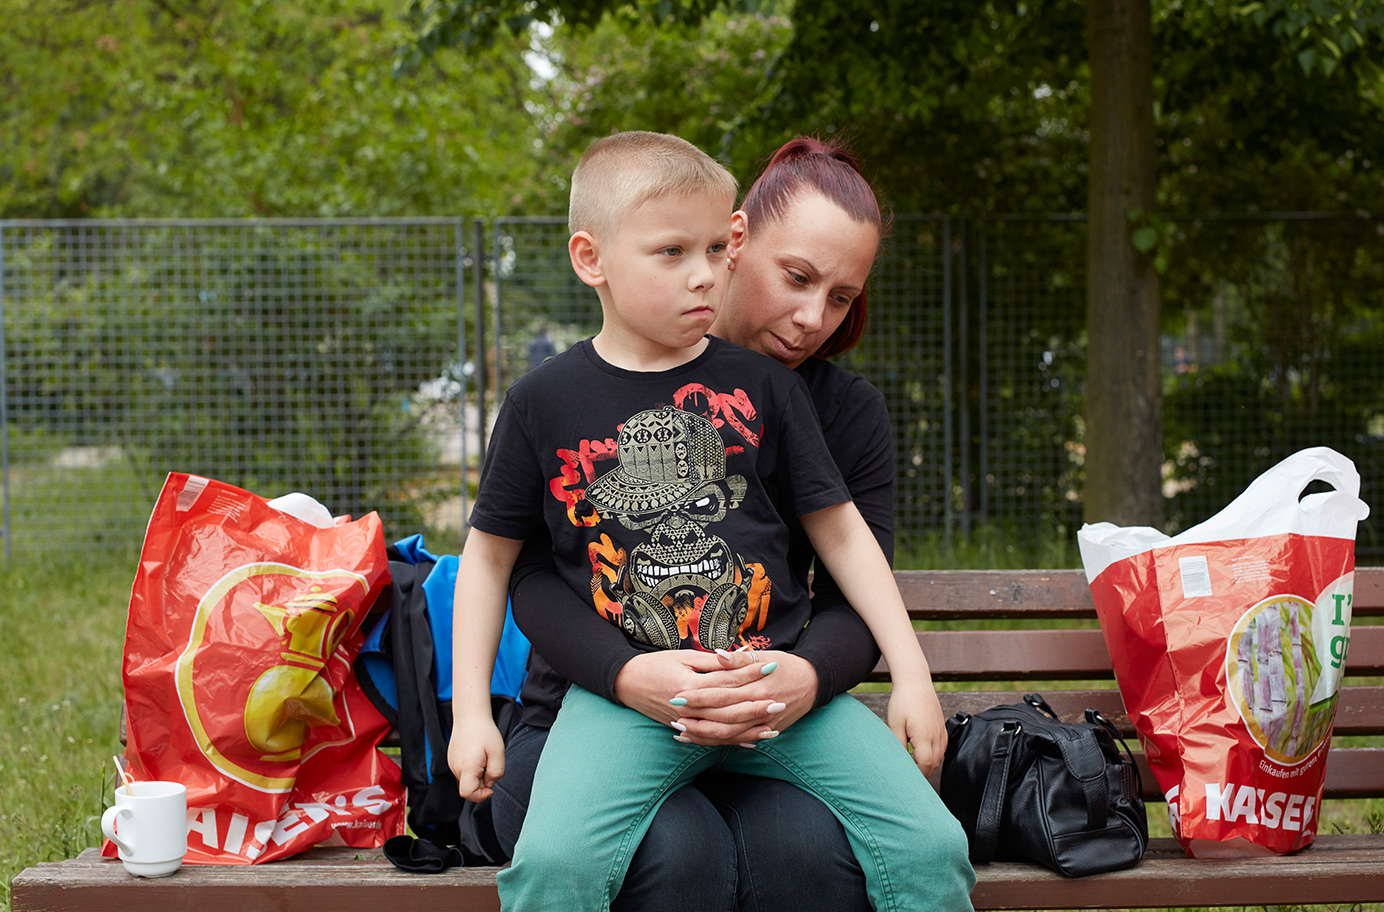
[244,589,353,760]
[175,563,371,792]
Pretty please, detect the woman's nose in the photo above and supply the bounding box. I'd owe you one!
[793,297,826,333]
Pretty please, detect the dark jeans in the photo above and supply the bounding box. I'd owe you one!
[491,722,870,912]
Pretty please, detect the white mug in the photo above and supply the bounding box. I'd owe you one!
[101,781,188,877]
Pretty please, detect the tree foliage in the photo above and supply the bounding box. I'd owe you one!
[0,0,545,217]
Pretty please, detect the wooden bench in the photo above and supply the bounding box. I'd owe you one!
[13,568,1384,910]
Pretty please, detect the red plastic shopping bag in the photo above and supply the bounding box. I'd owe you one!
[105,473,406,864]
[1078,447,1368,857]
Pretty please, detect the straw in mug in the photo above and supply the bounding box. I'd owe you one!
[112,755,134,790]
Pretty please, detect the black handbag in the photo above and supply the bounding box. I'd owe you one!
[940,693,1148,877]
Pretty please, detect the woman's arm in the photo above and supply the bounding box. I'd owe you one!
[788,369,895,706]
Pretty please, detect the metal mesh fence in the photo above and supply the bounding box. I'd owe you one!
[974,216,1088,538]
[839,216,953,544]
[4,213,1382,560]
[0,219,468,560]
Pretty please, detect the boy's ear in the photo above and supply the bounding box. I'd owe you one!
[569,231,605,288]
[726,210,749,267]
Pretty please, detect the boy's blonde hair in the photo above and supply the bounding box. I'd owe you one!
[569,131,738,240]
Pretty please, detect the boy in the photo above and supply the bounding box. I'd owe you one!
[449,131,969,911]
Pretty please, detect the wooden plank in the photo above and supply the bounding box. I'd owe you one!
[14,837,1384,912]
[864,686,1384,737]
[10,848,503,912]
[969,834,1384,909]
[899,566,1384,620]
[870,626,1384,680]
[897,569,1096,620]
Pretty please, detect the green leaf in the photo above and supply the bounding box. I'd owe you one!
[1131,226,1160,253]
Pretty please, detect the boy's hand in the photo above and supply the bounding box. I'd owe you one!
[885,679,948,777]
[448,714,506,802]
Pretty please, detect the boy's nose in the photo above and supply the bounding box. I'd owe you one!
[688,257,717,292]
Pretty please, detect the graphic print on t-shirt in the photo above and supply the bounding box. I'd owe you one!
[582,406,762,651]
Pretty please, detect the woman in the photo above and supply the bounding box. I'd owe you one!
[490,136,972,912]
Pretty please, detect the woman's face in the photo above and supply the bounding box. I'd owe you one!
[714,190,879,369]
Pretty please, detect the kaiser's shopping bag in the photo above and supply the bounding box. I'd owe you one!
[1077,447,1368,857]
[104,473,406,864]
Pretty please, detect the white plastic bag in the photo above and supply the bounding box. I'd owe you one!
[1078,447,1369,856]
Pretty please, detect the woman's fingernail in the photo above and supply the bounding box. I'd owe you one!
[674,735,691,743]
[760,662,778,675]
[715,648,735,661]
[670,721,687,732]
[739,742,758,749]
[669,697,688,706]
[760,730,780,739]
[767,702,787,714]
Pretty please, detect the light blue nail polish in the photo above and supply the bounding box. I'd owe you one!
[761,662,778,675]
[669,697,688,706]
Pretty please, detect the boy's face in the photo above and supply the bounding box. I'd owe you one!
[588,189,732,356]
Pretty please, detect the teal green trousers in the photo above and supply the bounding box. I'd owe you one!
[496,686,976,911]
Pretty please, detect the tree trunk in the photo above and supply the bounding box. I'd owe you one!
[1084,0,1163,527]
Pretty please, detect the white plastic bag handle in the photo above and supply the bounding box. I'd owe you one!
[1079,447,1369,581]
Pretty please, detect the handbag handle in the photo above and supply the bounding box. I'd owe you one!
[972,720,1019,864]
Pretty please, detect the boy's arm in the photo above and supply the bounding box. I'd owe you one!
[449,528,523,801]
[798,500,947,775]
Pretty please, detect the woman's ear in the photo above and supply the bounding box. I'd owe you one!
[726,210,749,270]
[569,231,605,288]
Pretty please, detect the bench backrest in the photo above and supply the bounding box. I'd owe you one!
[882,567,1384,802]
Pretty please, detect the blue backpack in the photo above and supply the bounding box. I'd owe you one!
[356,534,530,867]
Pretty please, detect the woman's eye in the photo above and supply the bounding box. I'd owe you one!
[832,293,854,307]
[787,270,809,285]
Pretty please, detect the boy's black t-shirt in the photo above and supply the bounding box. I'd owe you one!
[469,336,851,662]
[509,350,895,728]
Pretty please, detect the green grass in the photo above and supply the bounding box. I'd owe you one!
[1,552,136,912]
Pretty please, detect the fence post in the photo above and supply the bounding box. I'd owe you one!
[473,218,488,459]
[951,217,965,540]
[0,223,9,561]
[456,219,470,534]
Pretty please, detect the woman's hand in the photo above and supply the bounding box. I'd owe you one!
[612,649,819,747]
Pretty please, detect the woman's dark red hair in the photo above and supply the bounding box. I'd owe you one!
[739,136,889,359]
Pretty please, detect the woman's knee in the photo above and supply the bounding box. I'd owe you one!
[614,785,737,912]
[488,723,547,857]
[701,772,870,912]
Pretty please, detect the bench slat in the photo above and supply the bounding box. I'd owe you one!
[856,693,1384,801]
[874,625,1384,680]
[899,566,1384,620]
[14,838,1384,912]
[863,686,1384,737]
[969,833,1384,909]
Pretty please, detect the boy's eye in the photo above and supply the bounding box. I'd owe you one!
[660,246,682,257]
[708,242,727,255]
